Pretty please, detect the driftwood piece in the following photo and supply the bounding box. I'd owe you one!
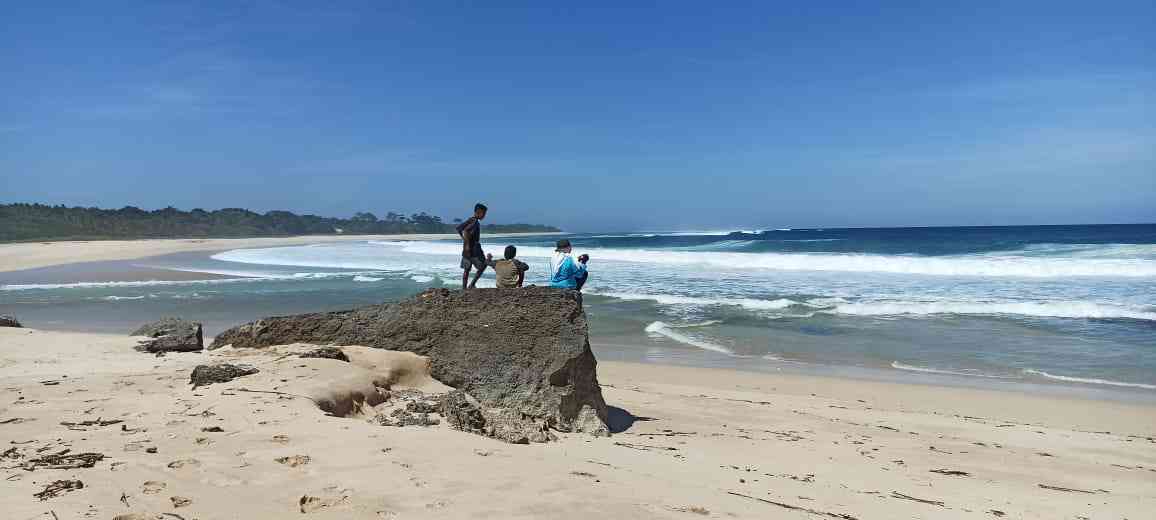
[930,468,970,476]
[60,418,123,430]
[35,479,83,500]
[727,491,859,520]
[614,441,678,451]
[891,491,946,507]
[24,451,105,470]
[1037,484,1104,494]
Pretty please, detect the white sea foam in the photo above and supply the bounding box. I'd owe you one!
[599,292,800,311]
[410,275,435,283]
[1023,369,1156,390]
[890,362,1012,379]
[102,295,147,301]
[352,275,383,282]
[364,240,1156,278]
[830,301,1156,321]
[644,321,733,355]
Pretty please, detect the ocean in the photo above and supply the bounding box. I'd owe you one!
[3,224,1155,398]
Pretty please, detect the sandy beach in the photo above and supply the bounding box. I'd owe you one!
[2,327,1154,520]
[0,233,557,274]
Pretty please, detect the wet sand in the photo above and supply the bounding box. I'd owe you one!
[3,327,1154,519]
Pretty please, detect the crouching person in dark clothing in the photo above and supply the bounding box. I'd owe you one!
[488,245,531,288]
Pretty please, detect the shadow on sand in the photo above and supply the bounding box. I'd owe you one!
[606,405,656,434]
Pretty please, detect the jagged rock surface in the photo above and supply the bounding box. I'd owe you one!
[130,317,203,353]
[0,315,22,328]
[210,287,610,441]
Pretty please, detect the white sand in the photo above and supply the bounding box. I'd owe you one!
[0,233,556,273]
[3,327,1154,519]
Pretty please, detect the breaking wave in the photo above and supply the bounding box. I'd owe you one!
[369,240,1156,278]
[890,362,1012,379]
[599,292,802,311]
[1022,369,1156,390]
[829,301,1156,321]
[644,321,733,355]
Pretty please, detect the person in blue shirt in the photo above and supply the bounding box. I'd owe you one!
[548,239,590,290]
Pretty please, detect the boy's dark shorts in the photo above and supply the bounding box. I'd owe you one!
[461,255,486,270]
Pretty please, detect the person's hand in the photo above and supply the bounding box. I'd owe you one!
[486,253,493,261]
[578,254,589,264]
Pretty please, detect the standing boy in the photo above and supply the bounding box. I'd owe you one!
[456,203,488,289]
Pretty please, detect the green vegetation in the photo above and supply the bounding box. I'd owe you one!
[0,203,560,242]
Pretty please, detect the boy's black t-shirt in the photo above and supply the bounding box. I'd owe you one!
[456,217,483,258]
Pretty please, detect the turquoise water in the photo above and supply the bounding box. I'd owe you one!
[3,224,1154,397]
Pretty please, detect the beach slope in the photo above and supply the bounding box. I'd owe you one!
[2,327,1154,519]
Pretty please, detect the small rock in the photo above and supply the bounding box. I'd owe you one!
[201,426,224,432]
[131,318,203,353]
[145,446,158,454]
[299,347,349,362]
[189,363,258,388]
[374,409,440,427]
[0,315,22,328]
[440,391,486,433]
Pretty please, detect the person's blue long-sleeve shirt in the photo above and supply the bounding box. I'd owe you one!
[549,254,587,289]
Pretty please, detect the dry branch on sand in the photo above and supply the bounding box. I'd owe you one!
[34,480,83,500]
[727,491,859,519]
[22,451,105,471]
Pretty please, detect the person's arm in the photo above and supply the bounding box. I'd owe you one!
[514,260,529,287]
[559,256,585,280]
[457,218,474,253]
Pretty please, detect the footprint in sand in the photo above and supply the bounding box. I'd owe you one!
[141,480,166,494]
[272,434,290,443]
[275,455,311,467]
[166,458,201,469]
[299,489,351,513]
[170,496,192,508]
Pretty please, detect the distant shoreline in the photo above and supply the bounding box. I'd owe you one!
[0,232,561,273]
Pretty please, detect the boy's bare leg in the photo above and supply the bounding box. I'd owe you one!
[468,265,486,289]
[462,268,470,290]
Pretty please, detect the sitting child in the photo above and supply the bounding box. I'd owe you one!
[488,245,531,288]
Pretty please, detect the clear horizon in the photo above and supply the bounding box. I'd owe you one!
[2,2,1153,232]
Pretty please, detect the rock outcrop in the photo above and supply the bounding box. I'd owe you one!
[130,318,203,353]
[210,287,610,441]
[0,315,22,328]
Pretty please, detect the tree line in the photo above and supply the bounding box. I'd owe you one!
[0,203,560,242]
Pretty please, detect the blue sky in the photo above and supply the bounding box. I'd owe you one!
[2,2,1153,231]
